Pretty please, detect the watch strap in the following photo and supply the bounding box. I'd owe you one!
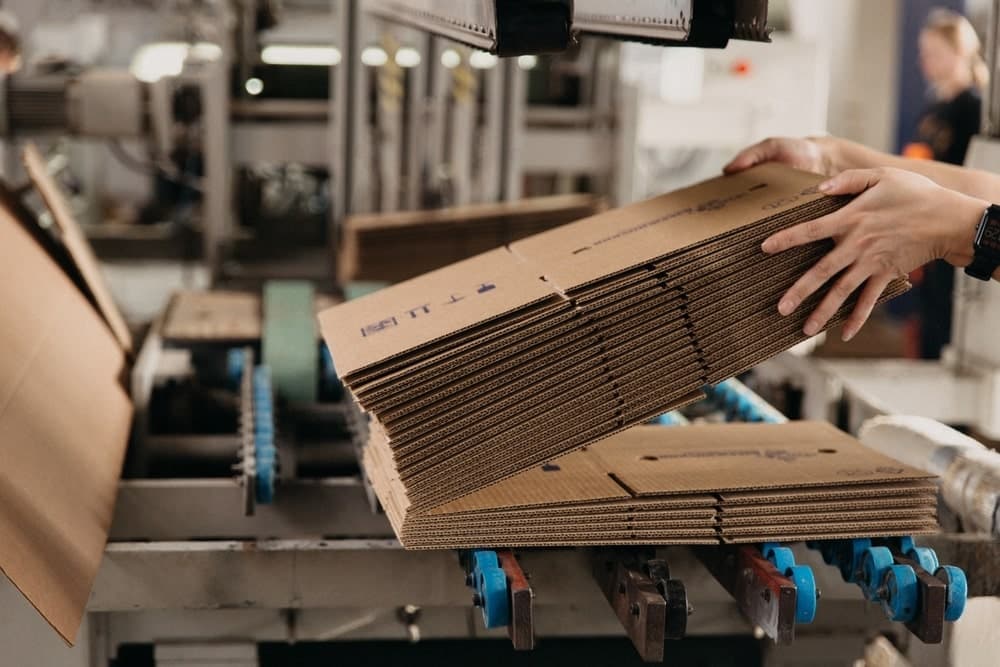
[965,253,996,281]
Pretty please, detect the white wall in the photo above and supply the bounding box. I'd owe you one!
[789,0,902,152]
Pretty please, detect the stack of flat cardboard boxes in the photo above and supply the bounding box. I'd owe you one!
[364,422,937,548]
[340,194,604,283]
[321,164,921,547]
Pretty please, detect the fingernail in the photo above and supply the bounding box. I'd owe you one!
[842,328,855,342]
[804,321,819,336]
[778,299,795,316]
[818,180,833,192]
[761,239,775,253]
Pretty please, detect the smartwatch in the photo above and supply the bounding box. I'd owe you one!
[965,204,1000,281]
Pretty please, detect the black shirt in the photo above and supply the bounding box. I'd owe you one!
[914,87,982,359]
[917,87,982,166]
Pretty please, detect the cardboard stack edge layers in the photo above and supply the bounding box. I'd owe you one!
[320,164,915,523]
[341,194,606,283]
[362,422,937,549]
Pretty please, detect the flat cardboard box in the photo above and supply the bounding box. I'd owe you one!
[0,151,133,644]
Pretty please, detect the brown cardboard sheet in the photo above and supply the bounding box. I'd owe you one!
[347,299,573,386]
[23,143,134,354]
[595,422,932,497]
[408,507,717,528]
[0,206,132,644]
[719,495,937,516]
[342,194,604,283]
[723,527,939,545]
[718,507,936,527]
[324,247,558,379]
[720,481,939,505]
[162,290,338,342]
[722,520,940,539]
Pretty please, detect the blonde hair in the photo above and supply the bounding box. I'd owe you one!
[924,8,989,92]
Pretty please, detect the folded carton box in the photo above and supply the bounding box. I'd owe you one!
[0,145,133,644]
[320,164,910,511]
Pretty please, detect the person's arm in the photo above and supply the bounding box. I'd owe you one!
[725,135,1000,202]
[822,136,1000,202]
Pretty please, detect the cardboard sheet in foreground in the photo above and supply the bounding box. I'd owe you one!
[320,164,911,511]
[363,422,937,549]
[0,166,132,644]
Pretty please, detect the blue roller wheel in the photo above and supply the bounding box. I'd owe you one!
[788,564,817,624]
[227,348,246,389]
[477,566,510,628]
[769,547,796,575]
[936,566,968,622]
[861,546,894,601]
[882,564,918,622]
[471,550,499,572]
[908,546,939,574]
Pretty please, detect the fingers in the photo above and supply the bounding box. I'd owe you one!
[762,207,851,255]
[777,244,857,317]
[818,168,883,195]
[841,274,895,342]
[801,266,871,336]
[723,138,779,174]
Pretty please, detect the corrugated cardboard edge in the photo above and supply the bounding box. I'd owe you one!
[22,143,133,355]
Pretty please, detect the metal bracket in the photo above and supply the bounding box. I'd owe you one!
[696,545,798,644]
[592,550,690,662]
[461,549,535,650]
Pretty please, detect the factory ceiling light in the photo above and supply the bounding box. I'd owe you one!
[361,46,389,67]
[261,45,342,66]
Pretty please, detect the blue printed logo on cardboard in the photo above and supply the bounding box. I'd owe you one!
[360,282,498,338]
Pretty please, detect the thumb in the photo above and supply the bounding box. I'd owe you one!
[819,169,882,196]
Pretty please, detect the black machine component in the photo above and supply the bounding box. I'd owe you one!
[366,0,575,56]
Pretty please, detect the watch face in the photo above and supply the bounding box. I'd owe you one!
[981,217,1000,253]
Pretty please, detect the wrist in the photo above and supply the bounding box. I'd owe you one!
[941,193,990,269]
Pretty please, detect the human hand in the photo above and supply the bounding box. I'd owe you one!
[723,136,835,176]
[762,167,986,341]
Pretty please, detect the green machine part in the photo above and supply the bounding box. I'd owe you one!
[263,280,318,404]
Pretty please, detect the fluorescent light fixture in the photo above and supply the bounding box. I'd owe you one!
[190,42,223,62]
[440,48,461,69]
[130,41,224,83]
[517,55,538,70]
[261,45,341,66]
[395,46,421,68]
[469,50,498,70]
[361,46,389,67]
[245,77,264,95]
[130,42,189,83]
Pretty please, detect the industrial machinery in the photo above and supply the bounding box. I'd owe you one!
[1,3,997,667]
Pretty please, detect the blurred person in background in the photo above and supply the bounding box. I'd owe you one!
[0,10,20,74]
[909,9,988,358]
